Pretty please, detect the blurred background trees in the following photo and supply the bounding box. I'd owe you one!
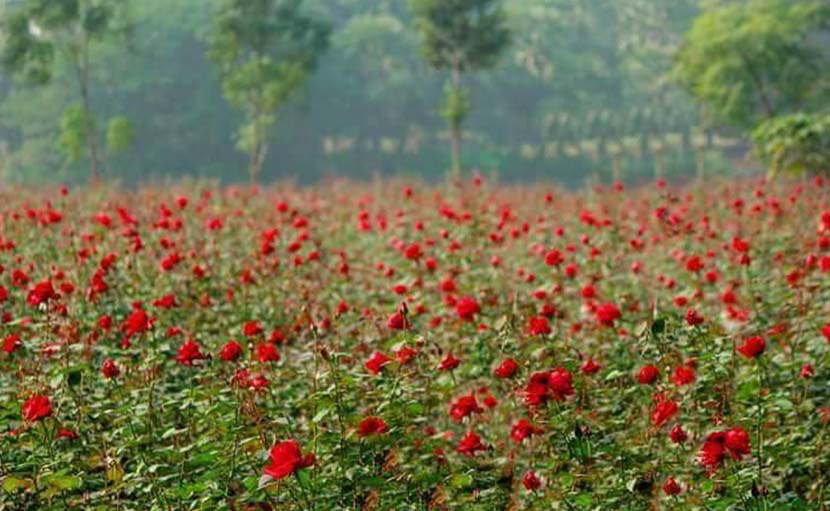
[0,0,828,185]
[410,0,510,179]
[209,0,329,183]
[0,0,132,183]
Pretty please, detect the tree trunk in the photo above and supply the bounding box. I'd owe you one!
[76,44,101,185]
[248,112,268,184]
[248,136,268,185]
[449,62,462,181]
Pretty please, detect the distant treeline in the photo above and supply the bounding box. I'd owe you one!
[0,0,827,185]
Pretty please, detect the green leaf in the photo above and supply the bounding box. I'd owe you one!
[44,473,81,491]
[2,476,28,493]
[450,473,473,488]
[312,407,331,423]
[574,493,593,507]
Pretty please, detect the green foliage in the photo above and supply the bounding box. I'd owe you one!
[753,112,830,178]
[440,83,469,127]
[0,0,129,80]
[410,0,510,176]
[410,0,510,73]
[675,0,830,128]
[2,180,830,508]
[0,9,55,85]
[208,0,330,181]
[56,104,88,163]
[0,0,720,185]
[106,115,133,153]
[0,0,131,181]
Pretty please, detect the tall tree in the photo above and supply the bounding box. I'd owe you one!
[675,0,830,129]
[0,0,131,183]
[410,0,510,178]
[209,0,330,183]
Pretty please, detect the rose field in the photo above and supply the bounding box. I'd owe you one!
[1,177,830,511]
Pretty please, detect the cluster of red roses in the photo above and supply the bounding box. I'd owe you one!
[3,176,830,508]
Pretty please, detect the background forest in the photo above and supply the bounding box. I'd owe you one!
[0,0,827,185]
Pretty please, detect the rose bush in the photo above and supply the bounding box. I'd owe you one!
[1,177,829,510]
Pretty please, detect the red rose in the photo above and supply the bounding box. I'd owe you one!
[455,297,480,321]
[594,302,621,327]
[651,397,679,427]
[449,393,483,423]
[56,428,78,441]
[357,416,388,437]
[243,321,263,338]
[699,431,727,471]
[152,294,178,309]
[387,312,407,330]
[732,237,750,253]
[685,308,704,326]
[548,367,574,401]
[699,426,750,472]
[737,336,765,359]
[527,316,551,336]
[637,364,660,384]
[122,308,151,337]
[2,333,22,354]
[580,358,601,375]
[493,358,518,378]
[263,440,315,480]
[524,368,573,406]
[670,365,695,386]
[219,341,243,362]
[102,359,120,379]
[724,426,751,458]
[439,277,456,293]
[403,243,422,260]
[365,352,392,375]
[27,279,56,307]
[456,431,485,457]
[669,424,688,444]
[438,353,460,371]
[175,339,204,366]
[22,394,52,422]
[395,346,417,366]
[510,419,542,444]
[98,315,113,330]
[523,470,542,491]
[256,342,280,362]
[663,477,681,495]
[544,249,563,266]
[685,255,703,272]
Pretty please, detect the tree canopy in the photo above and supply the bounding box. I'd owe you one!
[209,0,330,182]
[3,0,825,184]
[410,0,510,177]
[675,0,830,128]
[1,0,132,182]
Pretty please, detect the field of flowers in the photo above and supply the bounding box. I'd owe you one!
[1,176,829,510]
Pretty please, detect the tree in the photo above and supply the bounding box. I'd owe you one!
[675,0,830,129]
[209,0,330,183]
[0,0,131,183]
[410,0,510,179]
[753,113,830,179]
